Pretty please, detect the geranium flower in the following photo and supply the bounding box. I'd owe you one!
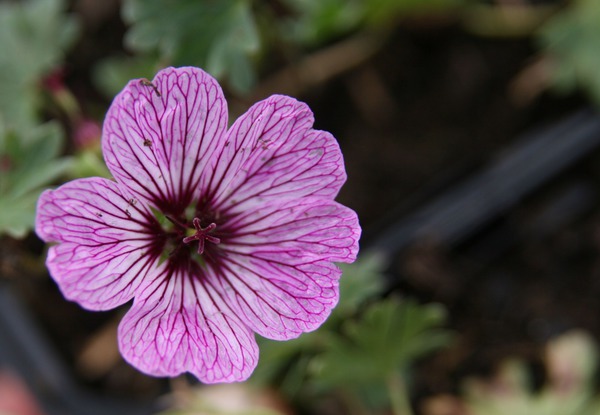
[35,67,360,383]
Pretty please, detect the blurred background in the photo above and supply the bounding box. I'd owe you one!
[3,0,600,414]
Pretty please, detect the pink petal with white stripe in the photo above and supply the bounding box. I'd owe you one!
[223,197,360,264]
[209,256,343,340]
[118,266,258,383]
[35,178,160,310]
[212,198,360,340]
[208,95,346,214]
[45,242,162,311]
[102,67,228,214]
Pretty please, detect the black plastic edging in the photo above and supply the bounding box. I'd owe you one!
[366,108,600,258]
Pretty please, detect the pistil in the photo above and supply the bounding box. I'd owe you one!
[182,218,220,254]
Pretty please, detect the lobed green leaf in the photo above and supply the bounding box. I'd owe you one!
[122,0,259,93]
[0,122,71,238]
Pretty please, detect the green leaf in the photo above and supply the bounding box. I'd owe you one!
[314,297,453,388]
[250,330,325,390]
[0,192,41,239]
[0,122,71,238]
[283,0,463,46]
[538,0,600,105]
[334,252,387,319]
[68,149,112,180]
[92,54,160,99]
[0,0,78,130]
[122,0,259,93]
[363,0,464,26]
[282,0,365,45]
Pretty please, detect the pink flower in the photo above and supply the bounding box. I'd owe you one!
[35,67,360,383]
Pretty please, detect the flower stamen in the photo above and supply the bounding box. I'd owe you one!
[182,218,220,254]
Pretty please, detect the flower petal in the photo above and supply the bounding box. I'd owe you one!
[223,197,360,264]
[35,177,159,310]
[45,242,160,311]
[102,66,228,215]
[208,95,347,214]
[118,266,258,383]
[209,255,342,341]
[212,198,360,340]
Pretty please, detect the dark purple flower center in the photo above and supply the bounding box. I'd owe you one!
[182,218,220,254]
[156,206,224,267]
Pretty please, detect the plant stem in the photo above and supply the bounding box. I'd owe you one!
[387,372,414,415]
